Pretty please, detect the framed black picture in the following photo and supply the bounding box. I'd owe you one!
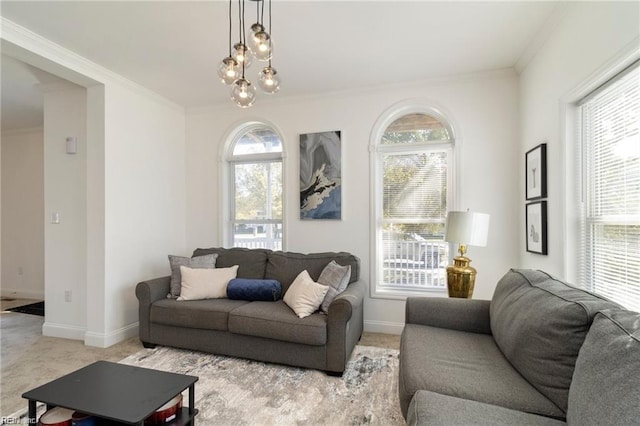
[526,143,547,200]
[526,201,547,255]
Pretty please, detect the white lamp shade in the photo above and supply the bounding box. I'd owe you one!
[445,211,490,247]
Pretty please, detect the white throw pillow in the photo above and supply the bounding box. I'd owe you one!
[284,270,329,318]
[177,265,239,301]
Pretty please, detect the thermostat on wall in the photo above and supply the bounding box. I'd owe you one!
[66,137,77,154]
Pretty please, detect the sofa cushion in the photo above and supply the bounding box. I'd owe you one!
[265,251,359,293]
[490,269,621,413]
[399,324,564,420]
[407,390,566,426]
[192,247,270,279]
[228,300,327,345]
[567,309,640,425]
[167,254,217,298]
[151,298,250,331]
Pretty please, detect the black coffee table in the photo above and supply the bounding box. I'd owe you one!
[22,360,198,425]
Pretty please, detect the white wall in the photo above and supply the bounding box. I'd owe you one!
[0,126,2,292]
[2,20,187,347]
[519,2,640,279]
[1,128,44,299]
[89,83,186,346]
[186,70,520,332]
[41,85,88,338]
[39,82,186,346]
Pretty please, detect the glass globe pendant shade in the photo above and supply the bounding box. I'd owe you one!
[232,43,253,68]
[253,31,272,62]
[231,78,257,108]
[247,22,265,51]
[258,66,280,94]
[217,57,240,85]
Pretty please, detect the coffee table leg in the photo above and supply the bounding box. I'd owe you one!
[28,400,36,424]
[189,384,195,425]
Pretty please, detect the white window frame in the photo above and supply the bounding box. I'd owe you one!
[220,120,286,250]
[562,48,639,311]
[369,100,457,299]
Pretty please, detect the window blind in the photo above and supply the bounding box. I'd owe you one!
[579,61,640,312]
[382,151,448,221]
[375,111,454,294]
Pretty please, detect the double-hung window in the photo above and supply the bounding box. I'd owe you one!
[227,124,284,250]
[578,61,639,312]
[372,110,455,297]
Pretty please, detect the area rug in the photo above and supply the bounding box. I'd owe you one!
[5,301,44,316]
[119,345,403,425]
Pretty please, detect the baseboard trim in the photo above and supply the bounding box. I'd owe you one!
[42,321,85,340]
[364,320,404,335]
[84,322,139,348]
[1,288,45,300]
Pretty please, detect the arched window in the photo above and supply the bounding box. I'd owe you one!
[226,123,284,250]
[371,106,455,297]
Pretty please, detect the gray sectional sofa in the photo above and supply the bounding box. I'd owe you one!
[136,247,364,375]
[399,269,640,425]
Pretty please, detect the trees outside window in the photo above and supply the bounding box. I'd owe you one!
[227,125,284,250]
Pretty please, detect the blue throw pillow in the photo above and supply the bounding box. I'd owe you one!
[227,278,282,301]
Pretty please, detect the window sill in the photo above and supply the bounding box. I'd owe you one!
[370,286,448,301]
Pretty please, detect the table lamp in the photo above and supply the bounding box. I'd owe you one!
[444,211,490,298]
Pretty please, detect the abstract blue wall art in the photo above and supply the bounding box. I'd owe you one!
[300,131,342,220]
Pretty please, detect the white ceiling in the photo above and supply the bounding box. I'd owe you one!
[1,1,561,130]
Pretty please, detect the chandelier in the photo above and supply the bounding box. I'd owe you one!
[218,0,281,108]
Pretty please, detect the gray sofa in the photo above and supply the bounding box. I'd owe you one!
[136,247,364,375]
[399,269,640,425]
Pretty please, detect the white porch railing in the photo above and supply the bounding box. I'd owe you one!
[234,235,282,251]
[382,239,448,289]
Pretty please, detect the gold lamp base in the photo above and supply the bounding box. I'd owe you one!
[446,245,477,298]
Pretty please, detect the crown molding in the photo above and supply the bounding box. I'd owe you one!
[1,17,184,113]
[515,2,569,74]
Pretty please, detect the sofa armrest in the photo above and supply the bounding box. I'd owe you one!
[405,297,491,335]
[326,280,365,373]
[136,276,171,305]
[135,276,171,343]
[328,279,365,321]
